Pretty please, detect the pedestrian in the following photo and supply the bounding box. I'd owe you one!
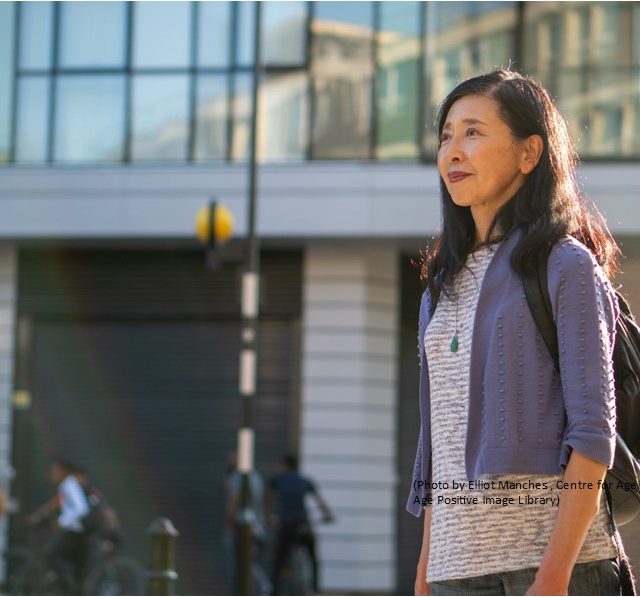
[268,454,334,595]
[223,451,271,595]
[407,67,630,596]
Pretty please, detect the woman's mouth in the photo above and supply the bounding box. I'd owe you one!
[448,172,472,183]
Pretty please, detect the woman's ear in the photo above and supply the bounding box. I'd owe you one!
[520,134,544,174]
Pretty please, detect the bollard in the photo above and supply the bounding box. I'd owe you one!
[147,517,179,596]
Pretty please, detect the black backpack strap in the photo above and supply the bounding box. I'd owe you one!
[605,482,638,595]
[522,251,559,372]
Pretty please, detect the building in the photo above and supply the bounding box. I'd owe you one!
[0,1,639,594]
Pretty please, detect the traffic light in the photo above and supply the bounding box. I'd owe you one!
[195,200,235,269]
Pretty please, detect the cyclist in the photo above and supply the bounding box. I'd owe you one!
[75,466,122,544]
[268,454,334,595]
[28,458,90,593]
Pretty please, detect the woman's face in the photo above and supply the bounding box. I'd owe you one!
[437,94,530,220]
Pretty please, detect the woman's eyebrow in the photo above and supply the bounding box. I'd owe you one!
[442,118,487,129]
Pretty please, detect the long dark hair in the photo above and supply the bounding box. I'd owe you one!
[421,68,621,309]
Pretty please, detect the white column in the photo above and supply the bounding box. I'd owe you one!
[301,243,399,592]
[0,244,16,573]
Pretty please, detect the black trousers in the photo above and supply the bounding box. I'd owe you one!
[45,530,87,592]
[271,521,318,594]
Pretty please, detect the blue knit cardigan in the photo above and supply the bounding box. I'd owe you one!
[406,226,619,517]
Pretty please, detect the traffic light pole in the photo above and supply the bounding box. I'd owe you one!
[235,2,262,595]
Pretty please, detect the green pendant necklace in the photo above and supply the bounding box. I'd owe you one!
[450,302,459,352]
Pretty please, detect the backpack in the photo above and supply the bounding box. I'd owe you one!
[80,485,109,535]
[523,250,639,594]
[522,251,640,526]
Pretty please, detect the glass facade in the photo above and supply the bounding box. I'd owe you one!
[524,2,640,157]
[59,2,127,69]
[0,3,15,162]
[55,76,126,162]
[311,2,374,159]
[3,0,640,165]
[376,2,422,159]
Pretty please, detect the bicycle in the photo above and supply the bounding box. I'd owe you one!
[276,515,334,596]
[2,525,144,595]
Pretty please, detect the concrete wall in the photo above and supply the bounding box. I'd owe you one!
[300,243,399,592]
[0,163,637,239]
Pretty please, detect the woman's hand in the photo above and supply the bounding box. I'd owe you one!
[527,450,608,595]
[415,506,432,595]
[525,575,568,595]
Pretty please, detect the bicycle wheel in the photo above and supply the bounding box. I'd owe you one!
[82,555,145,596]
[2,547,46,595]
[289,545,314,596]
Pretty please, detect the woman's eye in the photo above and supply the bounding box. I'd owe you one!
[439,133,450,143]
[466,128,478,136]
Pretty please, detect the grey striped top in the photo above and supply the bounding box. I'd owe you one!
[425,243,617,583]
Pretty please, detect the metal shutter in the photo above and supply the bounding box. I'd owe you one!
[14,248,302,595]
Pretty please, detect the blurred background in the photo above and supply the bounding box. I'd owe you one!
[0,1,638,594]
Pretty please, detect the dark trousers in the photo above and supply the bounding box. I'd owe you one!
[45,530,87,592]
[271,521,318,595]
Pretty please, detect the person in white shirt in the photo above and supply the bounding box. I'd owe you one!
[30,458,90,592]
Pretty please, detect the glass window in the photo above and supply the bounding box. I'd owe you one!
[593,3,627,64]
[524,2,639,158]
[236,1,256,66]
[132,75,189,161]
[15,76,50,162]
[635,4,640,65]
[0,2,15,162]
[198,2,231,68]
[59,2,127,68]
[54,76,125,162]
[231,73,253,161]
[262,2,307,66]
[194,75,228,161]
[260,71,309,162]
[376,2,421,159]
[311,1,374,159]
[133,2,190,68]
[559,68,639,157]
[424,1,517,153]
[19,2,53,70]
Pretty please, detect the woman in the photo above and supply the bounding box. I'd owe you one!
[407,68,628,596]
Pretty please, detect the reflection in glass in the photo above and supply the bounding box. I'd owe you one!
[54,76,125,162]
[60,2,126,68]
[133,2,190,68]
[259,71,308,162]
[236,2,256,66]
[15,76,49,162]
[524,3,639,157]
[132,75,189,161]
[198,2,231,68]
[311,2,374,158]
[195,75,228,161]
[558,68,640,157]
[376,2,421,159]
[231,73,253,161]
[19,2,53,70]
[262,2,306,65]
[0,3,15,161]
[424,1,516,152]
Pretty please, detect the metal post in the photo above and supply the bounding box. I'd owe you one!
[236,2,262,595]
[147,517,179,596]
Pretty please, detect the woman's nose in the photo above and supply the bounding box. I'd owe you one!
[441,135,464,163]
